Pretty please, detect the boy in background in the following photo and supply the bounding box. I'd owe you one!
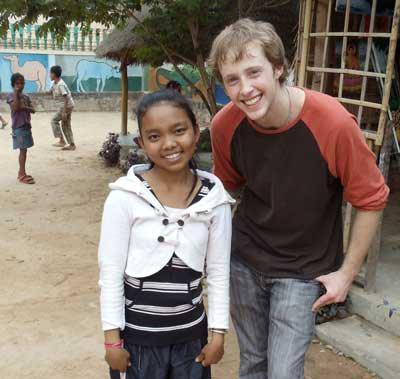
[49,65,76,151]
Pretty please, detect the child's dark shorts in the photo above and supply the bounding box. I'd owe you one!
[12,124,34,150]
[124,338,212,379]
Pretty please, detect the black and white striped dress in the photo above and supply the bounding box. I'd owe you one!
[122,176,215,346]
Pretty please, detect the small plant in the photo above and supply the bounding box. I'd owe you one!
[121,149,148,174]
[99,133,121,166]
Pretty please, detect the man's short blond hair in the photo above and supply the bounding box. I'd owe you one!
[208,18,288,84]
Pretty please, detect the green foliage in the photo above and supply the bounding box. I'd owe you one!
[198,128,212,153]
[0,1,142,36]
[0,0,299,112]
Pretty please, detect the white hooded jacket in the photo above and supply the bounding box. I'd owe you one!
[98,164,234,331]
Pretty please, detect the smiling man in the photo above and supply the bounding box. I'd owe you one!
[208,18,389,379]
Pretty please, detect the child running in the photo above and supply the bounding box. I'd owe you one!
[6,73,36,184]
[98,89,234,378]
[49,65,76,151]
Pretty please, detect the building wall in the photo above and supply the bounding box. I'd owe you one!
[0,51,146,94]
[0,92,210,127]
[0,92,144,113]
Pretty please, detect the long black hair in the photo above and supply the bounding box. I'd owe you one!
[136,89,199,201]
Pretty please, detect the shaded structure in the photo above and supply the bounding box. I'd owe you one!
[96,18,144,135]
[295,2,400,377]
[296,0,400,292]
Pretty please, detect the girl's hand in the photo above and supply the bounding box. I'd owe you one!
[105,348,131,372]
[195,334,224,367]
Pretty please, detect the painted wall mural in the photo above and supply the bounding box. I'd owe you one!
[149,64,230,106]
[0,52,144,93]
[0,53,49,93]
[74,60,120,92]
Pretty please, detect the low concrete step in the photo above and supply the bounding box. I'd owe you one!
[348,285,400,337]
[315,315,400,379]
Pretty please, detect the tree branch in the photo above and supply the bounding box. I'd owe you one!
[126,8,212,115]
[171,63,212,115]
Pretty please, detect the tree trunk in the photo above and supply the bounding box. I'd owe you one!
[120,59,128,136]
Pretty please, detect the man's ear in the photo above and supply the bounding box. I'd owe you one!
[274,65,284,80]
[195,126,201,144]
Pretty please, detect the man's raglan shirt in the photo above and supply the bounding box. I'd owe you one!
[211,88,389,279]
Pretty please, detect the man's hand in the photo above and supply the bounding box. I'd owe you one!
[312,269,354,312]
[105,348,131,372]
[195,333,224,367]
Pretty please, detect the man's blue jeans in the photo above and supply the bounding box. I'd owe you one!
[230,255,322,379]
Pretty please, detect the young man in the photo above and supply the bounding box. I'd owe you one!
[49,65,76,150]
[208,19,389,379]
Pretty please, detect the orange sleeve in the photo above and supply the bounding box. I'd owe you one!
[303,91,389,211]
[327,116,389,210]
[211,103,246,191]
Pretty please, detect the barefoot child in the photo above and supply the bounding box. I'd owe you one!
[49,65,76,151]
[6,73,36,184]
[98,89,234,378]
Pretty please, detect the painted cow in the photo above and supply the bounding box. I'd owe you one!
[73,60,119,92]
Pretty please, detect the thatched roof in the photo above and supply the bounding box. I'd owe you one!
[95,17,145,64]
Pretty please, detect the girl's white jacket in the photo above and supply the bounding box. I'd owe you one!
[98,164,235,332]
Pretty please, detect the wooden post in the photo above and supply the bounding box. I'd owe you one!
[319,0,332,92]
[338,0,351,98]
[298,0,313,87]
[343,203,352,253]
[364,122,392,292]
[357,1,377,123]
[294,1,305,82]
[120,59,128,136]
[311,0,330,90]
[376,0,400,146]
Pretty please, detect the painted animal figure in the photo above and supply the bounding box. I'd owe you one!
[156,67,201,98]
[73,60,119,92]
[3,55,47,91]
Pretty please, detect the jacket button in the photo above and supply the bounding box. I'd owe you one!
[177,220,184,227]
[158,236,165,243]
[162,219,169,225]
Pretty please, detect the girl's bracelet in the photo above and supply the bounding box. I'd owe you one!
[104,340,124,349]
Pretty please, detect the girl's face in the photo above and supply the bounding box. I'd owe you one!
[139,103,199,174]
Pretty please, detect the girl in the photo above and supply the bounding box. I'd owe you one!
[6,73,36,184]
[98,90,234,378]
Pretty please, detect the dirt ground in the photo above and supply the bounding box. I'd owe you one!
[0,112,377,379]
